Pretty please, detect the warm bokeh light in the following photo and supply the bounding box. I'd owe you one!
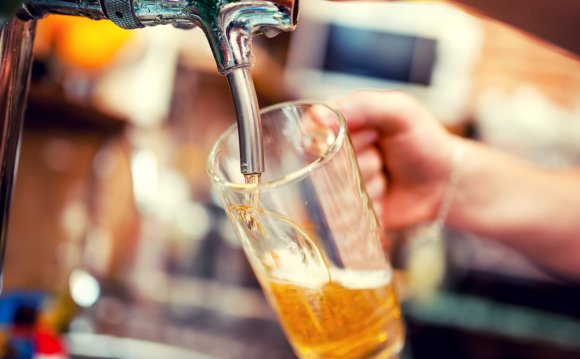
[69,270,100,308]
[36,15,133,70]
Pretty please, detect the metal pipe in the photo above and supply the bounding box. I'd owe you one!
[19,0,106,20]
[0,18,35,276]
[226,68,264,175]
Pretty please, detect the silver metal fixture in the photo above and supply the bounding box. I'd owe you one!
[0,18,36,274]
[0,0,300,276]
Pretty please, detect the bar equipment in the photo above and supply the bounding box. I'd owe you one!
[0,0,299,277]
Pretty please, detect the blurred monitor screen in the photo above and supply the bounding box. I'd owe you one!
[285,1,483,123]
[323,24,437,86]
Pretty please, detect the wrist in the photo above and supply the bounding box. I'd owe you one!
[432,137,465,232]
[446,139,490,233]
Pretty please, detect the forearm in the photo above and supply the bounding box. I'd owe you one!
[450,0,580,56]
[449,139,580,278]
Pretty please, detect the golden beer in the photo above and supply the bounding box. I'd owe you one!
[211,102,406,358]
[260,265,405,359]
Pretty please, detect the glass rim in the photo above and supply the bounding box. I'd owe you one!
[206,100,347,192]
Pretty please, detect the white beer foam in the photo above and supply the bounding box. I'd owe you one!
[265,249,392,290]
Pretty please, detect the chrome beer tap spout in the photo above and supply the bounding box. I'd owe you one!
[18,0,299,73]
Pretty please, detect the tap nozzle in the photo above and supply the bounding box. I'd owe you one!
[201,0,300,74]
[227,67,264,175]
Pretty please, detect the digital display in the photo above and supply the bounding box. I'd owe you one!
[322,24,437,85]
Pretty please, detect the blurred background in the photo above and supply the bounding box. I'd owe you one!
[2,1,580,358]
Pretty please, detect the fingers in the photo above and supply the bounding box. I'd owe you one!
[301,104,342,156]
[356,145,387,223]
[357,147,383,181]
[350,129,379,151]
[367,175,387,228]
[365,174,387,200]
[335,90,428,135]
[308,104,337,128]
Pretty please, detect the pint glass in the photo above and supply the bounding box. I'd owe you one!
[207,101,405,359]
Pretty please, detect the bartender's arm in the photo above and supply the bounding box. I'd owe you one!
[449,140,580,280]
[337,90,580,279]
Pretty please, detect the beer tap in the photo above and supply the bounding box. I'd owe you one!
[16,0,299,73]
[0,0,299,276]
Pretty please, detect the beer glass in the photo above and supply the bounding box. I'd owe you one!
[207,101,405,359]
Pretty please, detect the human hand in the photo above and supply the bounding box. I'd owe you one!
[334,90,580,280]
[335,90,461,229]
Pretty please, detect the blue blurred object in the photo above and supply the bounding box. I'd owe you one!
[0,291,45,359]
[0,292,44,326]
